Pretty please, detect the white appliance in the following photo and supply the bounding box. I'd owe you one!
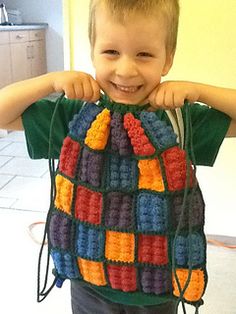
[0,3,9,24]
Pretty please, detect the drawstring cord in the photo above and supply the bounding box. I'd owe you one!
[37,93,65,302]
[173,101,200,314]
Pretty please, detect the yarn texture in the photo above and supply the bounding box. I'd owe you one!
[47,96,207,307]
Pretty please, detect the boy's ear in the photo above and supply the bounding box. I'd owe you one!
[162,52,175,76]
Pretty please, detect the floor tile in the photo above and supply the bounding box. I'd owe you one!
[0,176,50,211]
[0,156,12,168]
[0,157,48,177]
[0,130,25,142]
[0,174,14,189]
[0,142,28,157]
[0,141,11,151]
[0,196,17,208]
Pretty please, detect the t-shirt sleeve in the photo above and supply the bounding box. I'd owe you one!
[22,96,83,159]
[187,103,231,166]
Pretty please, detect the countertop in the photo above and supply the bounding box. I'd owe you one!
[0,23,48,31]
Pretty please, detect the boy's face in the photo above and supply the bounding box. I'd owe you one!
[92,5,174,105]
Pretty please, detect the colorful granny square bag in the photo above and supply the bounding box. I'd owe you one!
[38,94,207,313]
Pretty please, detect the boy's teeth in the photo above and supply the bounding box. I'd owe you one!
[116,84,139,92]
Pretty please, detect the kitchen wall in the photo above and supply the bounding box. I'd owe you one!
[4,0,64,72]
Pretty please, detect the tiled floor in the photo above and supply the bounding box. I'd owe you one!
[0,131,236,314]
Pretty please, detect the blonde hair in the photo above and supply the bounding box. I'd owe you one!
[88,0,180,55]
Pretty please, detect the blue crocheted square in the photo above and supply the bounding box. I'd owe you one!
[140,111,177,149]
[69,103,102,140]
[136,192,168,233]
[75,224,104,260]
[51,250,80,279]
[174,233,205,266]
[106,155,138,190]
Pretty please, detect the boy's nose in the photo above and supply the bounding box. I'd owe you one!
[115,56,138,78]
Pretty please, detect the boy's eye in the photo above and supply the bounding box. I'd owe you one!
[103,50,119,55]
[138,52,153,57]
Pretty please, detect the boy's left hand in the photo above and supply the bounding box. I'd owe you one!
[147,81,200,110]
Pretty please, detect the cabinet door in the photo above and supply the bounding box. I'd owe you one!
[10,42,31,82]
[31,40,47,77]
[0,44,12,88]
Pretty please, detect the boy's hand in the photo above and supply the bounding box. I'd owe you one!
[147,81,200,110]
[52,71,101,102]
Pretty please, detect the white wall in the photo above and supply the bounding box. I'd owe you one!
[4,0,64,72]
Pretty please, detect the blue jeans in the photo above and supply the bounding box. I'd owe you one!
[71,282,176,314]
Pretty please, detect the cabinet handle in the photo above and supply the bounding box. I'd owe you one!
[27,46,33,59]
[31,45,34,59]
[16,35,24,39]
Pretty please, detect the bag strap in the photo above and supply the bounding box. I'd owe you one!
[165,108,184,149]
[37,93,65,302]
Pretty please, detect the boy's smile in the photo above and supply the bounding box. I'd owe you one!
[92,5,174,105]
[111,82,142,94]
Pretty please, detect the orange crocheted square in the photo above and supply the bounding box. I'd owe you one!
[138,235,168,265]
[172,269,205,302]
[138,159,165,192]
[78,258,106,286]
[54,175,74,215]
[105,231,135,263]
[85,108,111,150]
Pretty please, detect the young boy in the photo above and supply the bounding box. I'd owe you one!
[0,0,236,313]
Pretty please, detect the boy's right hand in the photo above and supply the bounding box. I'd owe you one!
[51,71,101,102]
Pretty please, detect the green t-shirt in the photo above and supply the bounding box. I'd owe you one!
[22,96,230,306]
[22,96,230,166]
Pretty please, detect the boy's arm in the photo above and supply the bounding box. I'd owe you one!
[190,83,236,137]
[0,71,100,130]
[148,81,236,137]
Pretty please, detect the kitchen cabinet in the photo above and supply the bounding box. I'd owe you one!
[0,32,12,87]
[0,28,47,88]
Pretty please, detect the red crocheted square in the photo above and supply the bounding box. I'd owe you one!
[59,136,80,178]
[75,186,102,225]
[123,113,155,156]
[162,147,194,191]
[138,235,168,265]
[107,264,137,292]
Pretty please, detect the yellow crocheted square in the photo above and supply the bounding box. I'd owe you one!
[54,175,74,215]
[138,159,165,192]
[105,231,135,263]
[78,258,106,286]
[172,269,205,302]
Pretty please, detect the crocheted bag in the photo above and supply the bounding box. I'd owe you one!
[38,94,207,313]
